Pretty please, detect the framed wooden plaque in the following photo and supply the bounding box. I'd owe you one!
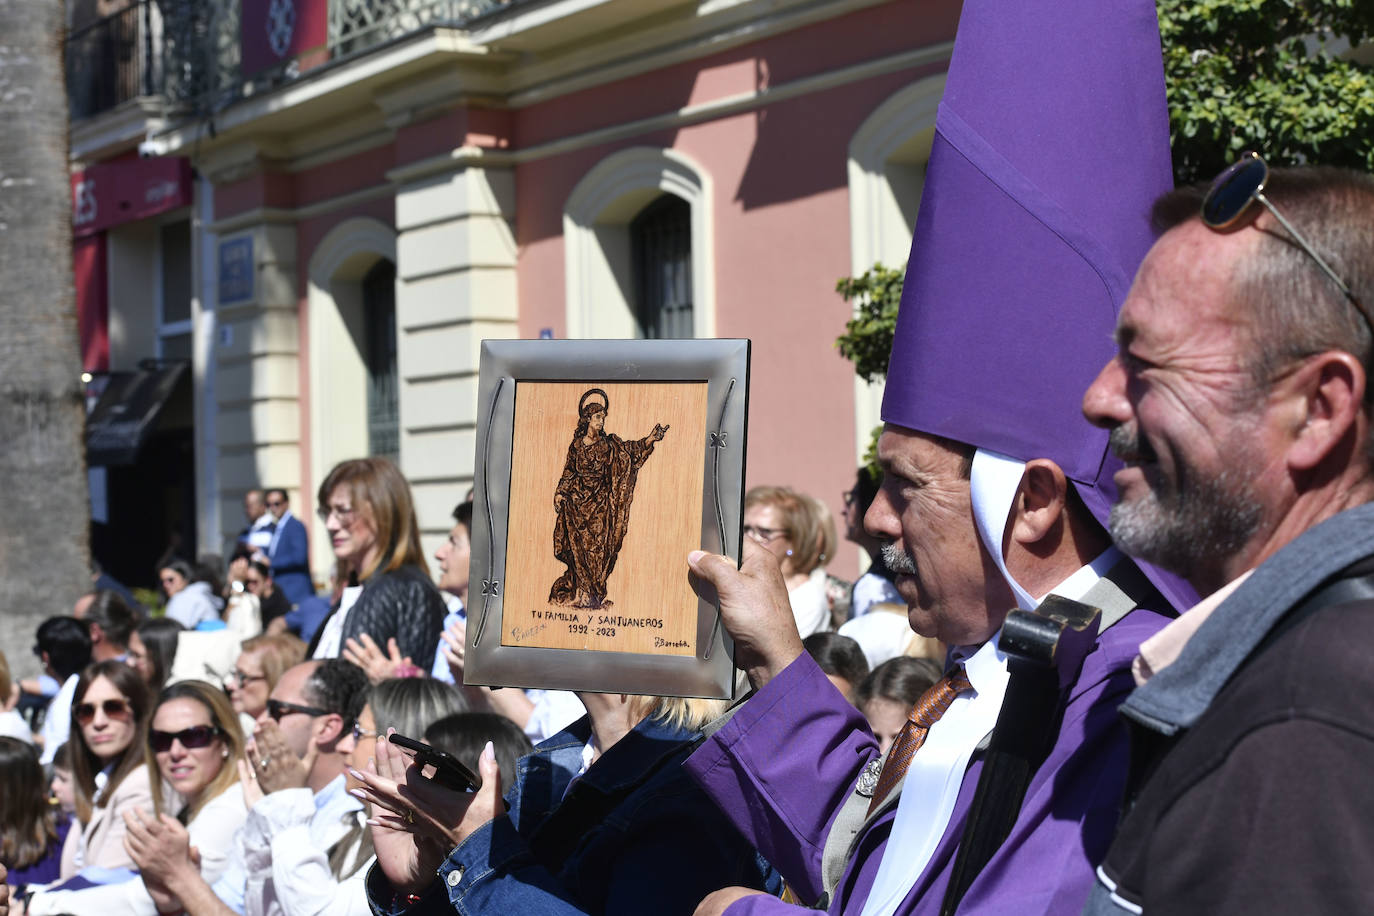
[464,339,749,699]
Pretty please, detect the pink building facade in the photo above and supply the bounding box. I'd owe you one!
[71,0,959,587]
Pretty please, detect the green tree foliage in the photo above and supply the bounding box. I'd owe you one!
[1159,0,1374,183]
[833,2,1373,486]
[835,264,904,385]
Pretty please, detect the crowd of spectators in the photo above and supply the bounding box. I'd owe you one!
[1,145,1371,916]
[0,448,873,916]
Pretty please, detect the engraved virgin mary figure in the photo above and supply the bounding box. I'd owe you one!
[549,388,668,609]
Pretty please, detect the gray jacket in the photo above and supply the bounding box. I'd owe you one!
[1084,501,1374,914]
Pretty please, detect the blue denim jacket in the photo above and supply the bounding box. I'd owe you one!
[367,712,781,915]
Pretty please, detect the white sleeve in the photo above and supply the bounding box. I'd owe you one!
[186,791,249,887]
[243,788,370,916]
[240,788,316,912]
[268,832,373,916]
[26,877,154,916]
[523,690,585,743]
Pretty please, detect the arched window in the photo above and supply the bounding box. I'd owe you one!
[306,217,398,574]
[564,147,714,339]
[362,259,398,461]
[630,194,693,339]
[846,73,948,460]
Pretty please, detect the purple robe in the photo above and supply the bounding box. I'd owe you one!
[686,608,1170,915]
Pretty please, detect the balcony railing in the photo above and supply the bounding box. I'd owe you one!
[329,0,513,58]
[66,0,526,125]
[66,1,163,121]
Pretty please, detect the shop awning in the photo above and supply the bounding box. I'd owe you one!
[86,361,188,466]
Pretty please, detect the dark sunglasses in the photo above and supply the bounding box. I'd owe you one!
[266,699,329,722]
[149,725,222,753]
[1203,151,1367,327]
[74,698,132,725]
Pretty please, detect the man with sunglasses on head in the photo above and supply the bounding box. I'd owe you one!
[1080,160,1374,914]
[130,658,370,916]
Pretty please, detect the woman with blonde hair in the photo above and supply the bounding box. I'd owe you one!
[310,457,449,670]
[354,689,779,914]
[743,486,838,638]
[28,681,249,916]
[226,632,306,735]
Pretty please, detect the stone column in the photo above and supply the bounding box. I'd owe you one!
[390,153,519,556]
[208,212,304,555]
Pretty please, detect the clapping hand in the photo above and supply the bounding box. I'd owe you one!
[343,634,413,685]
[246,719,315,795]
[124,808,201,914]
[351,730,504,892]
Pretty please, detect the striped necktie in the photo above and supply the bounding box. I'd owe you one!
[867,666,973,815]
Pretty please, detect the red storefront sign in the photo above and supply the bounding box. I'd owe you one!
[69,156,194,238]
[69,156,192,372]
[241,0,327,78]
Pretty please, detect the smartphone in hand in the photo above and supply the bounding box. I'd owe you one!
[388,733,482,793]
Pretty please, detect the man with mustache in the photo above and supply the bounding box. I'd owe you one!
[681,1,1191,913]
[1079,161,1374,914]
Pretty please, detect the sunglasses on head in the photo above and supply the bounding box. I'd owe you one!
[1203,151,1369,332]
[149,725,222,753]
[266,698,330,722]
[74,698,132,725]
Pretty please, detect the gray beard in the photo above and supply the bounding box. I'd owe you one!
[1107,440,1264,578]
[881,541,917,575]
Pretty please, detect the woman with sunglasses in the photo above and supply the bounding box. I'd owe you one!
[308,458,449,672]
[743,486,840,639]
[58,660,153,879]
[27,681,249,916]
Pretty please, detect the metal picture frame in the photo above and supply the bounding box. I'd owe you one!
[464,338,750,699]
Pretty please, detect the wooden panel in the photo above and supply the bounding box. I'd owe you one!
[501,380,707,656]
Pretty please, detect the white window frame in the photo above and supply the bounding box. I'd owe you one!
[846,73,947,460]
[155,210,195,358]
[563,146,714,340]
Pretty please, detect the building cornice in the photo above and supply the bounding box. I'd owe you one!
[387,40,952,183]
[146,0,941,172]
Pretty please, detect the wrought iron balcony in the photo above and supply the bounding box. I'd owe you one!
[66,1,163,121]
[330,0,513,57]
[130,0,526,122]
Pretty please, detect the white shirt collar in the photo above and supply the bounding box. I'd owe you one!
[860,546,1120,916]
[1045,545,1123,603]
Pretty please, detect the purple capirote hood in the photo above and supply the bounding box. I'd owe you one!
[880,0,1197,611]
